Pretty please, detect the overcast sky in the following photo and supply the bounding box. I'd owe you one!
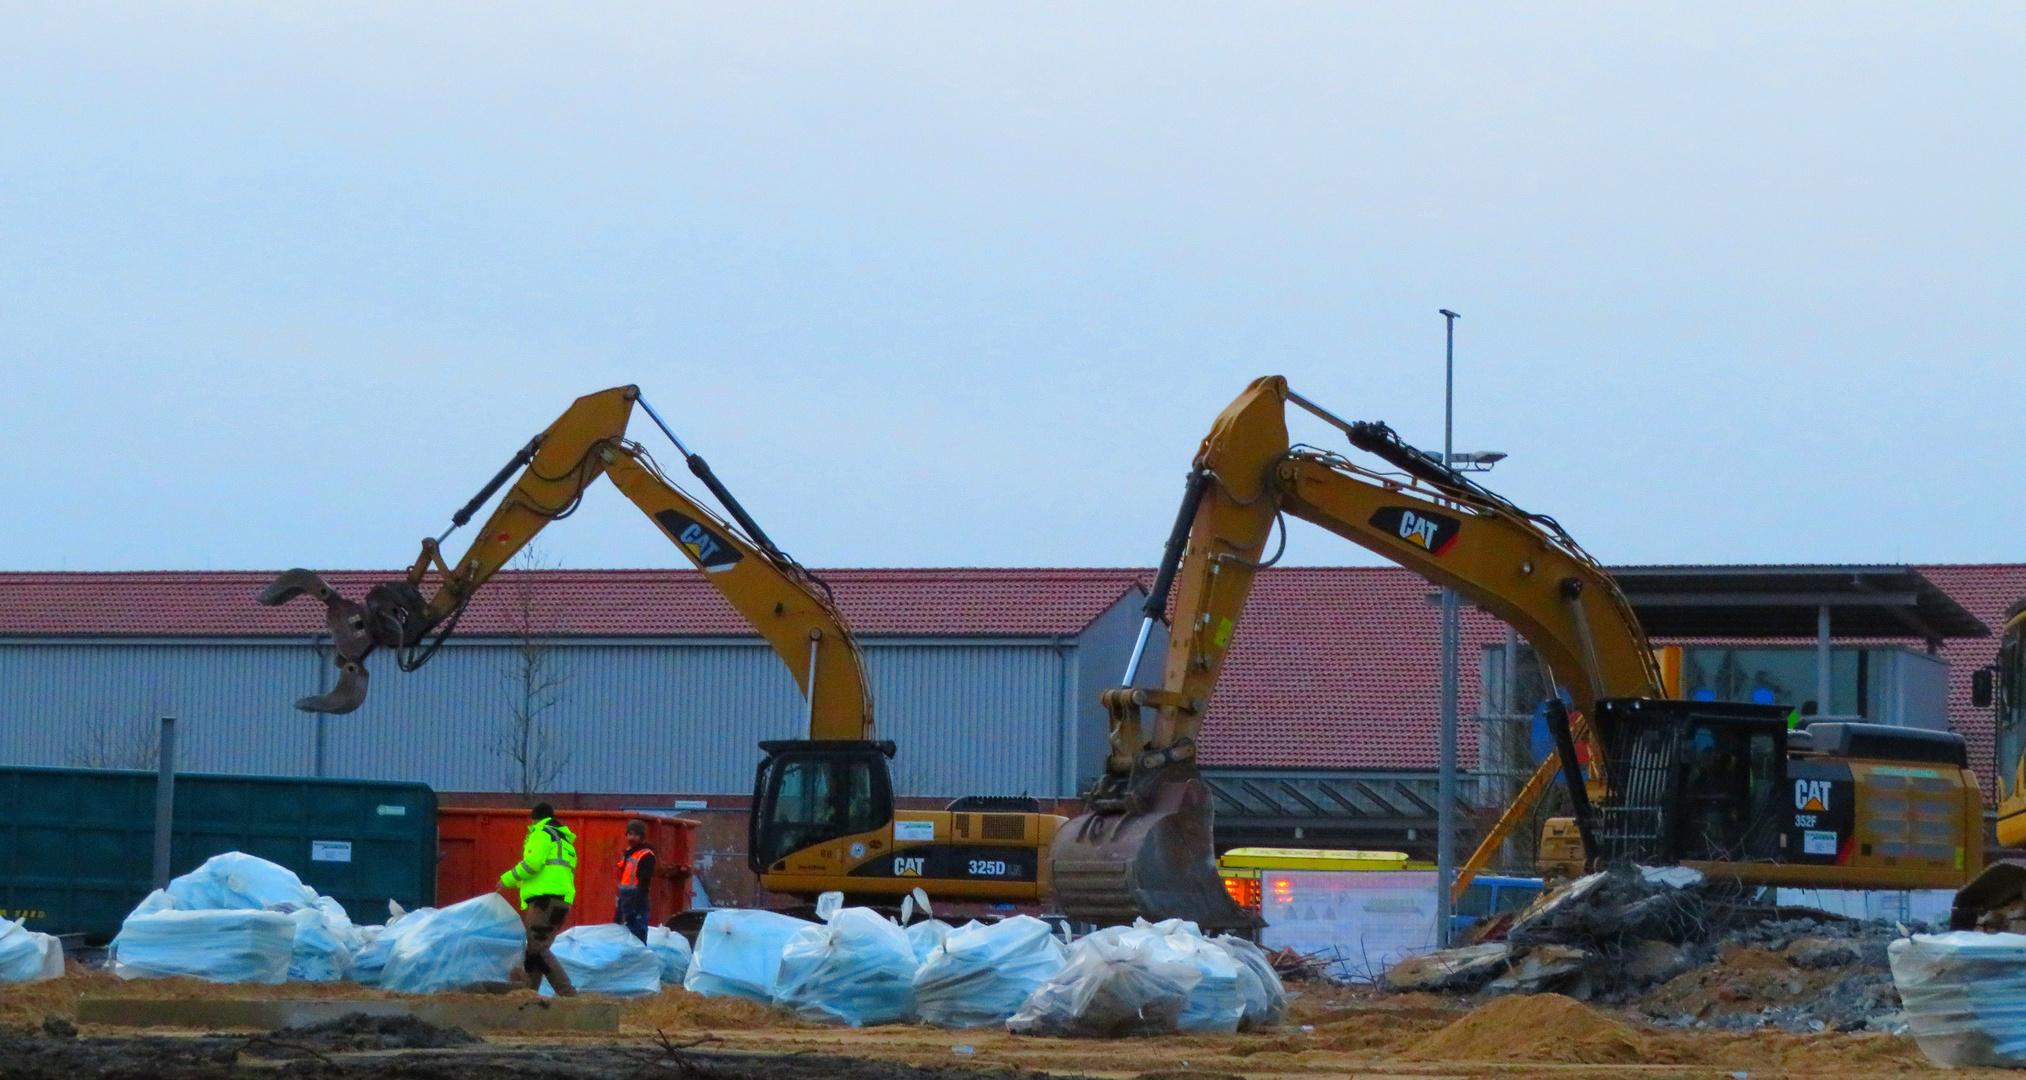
[3,4,2021,573]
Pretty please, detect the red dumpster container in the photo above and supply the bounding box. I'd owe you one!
[436,808,697,932]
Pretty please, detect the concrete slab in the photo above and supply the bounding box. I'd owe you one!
[76,996,621,1033]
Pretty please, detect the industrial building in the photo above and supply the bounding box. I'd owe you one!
[0,568,1163,802]
[2,563,2019,878]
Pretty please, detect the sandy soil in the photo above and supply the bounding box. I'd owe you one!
[0,967,1992,1079]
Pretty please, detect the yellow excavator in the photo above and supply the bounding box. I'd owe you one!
[1949,606,2026,927]
[1053,375,1985,930]
[1984,606,2026,848]
[259,385,1061,905]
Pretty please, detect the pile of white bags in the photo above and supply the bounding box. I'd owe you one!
[1215,933,1288,1031]
[352,903,433,986]
[547,924,663,997]
[905,918,953,963]
[287,906,354,982]
[772,907,920,1026]
[1008,919,1276,1038]
[683,909,809,1002]
[112,853,369,985]
[165,852,322,911]
[378,893,526,994]
[111,908,297,983]
[914,915,1069,1028]
[647,926,693,985]
[1160,929,1246,1033]
[0,919,65,983]
[1009,926,1200,1037]
[1890,931,2026,1067]
[668,902,1286,1035]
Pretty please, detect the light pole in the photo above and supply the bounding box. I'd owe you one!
[1436,308,1460,947]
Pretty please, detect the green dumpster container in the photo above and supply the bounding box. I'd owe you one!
[0,766,436,941]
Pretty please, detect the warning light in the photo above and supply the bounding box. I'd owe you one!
[1271,878,1292,898]
[1222,876,1261,913]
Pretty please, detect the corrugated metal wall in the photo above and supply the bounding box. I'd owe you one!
[0,637,1075,797]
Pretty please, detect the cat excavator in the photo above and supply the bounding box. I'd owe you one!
[1052,375,1984,930]
[259,385,1060,906]
[1948,605,2026,928]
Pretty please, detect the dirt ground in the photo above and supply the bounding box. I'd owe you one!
[0,964,1996,1080]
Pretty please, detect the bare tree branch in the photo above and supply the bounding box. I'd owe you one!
[67,712,161,770]
[490,544,572,798]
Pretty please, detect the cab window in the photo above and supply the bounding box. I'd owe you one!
[756,755,890,866]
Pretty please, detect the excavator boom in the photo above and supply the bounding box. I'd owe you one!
[257,385,873,739]
[256,385,1065,909]
[1053,376,1663,929]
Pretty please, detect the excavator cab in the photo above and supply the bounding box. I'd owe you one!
[748,740,897,875]
[1580,698,1792,868]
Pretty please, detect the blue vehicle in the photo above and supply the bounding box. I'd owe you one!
[1451,875,1544,936]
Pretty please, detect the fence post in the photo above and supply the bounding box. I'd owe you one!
[152,716,178,888]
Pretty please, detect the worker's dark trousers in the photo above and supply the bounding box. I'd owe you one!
[522,894,576,996]
[615,886,649,943]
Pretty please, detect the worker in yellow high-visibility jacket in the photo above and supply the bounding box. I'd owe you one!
[500,802,578,996]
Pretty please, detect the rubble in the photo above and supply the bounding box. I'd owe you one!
[1379,867,1913,1034]
[1379,943,1509,993]
[1620,939,1691,986]
[1484,943,1587,996]
[1507,867,1708,948]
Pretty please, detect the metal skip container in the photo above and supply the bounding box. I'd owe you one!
[0,766,438,941]
[434,808,697,932]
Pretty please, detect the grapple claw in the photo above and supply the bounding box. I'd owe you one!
[257,567,339,607]
[294,659,370,715]
[257,569,425,715]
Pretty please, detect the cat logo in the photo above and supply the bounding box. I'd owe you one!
[893,856,925,877]
[1794,779,1832,812]
[653,510,744,572]
[1367,507,1461,556]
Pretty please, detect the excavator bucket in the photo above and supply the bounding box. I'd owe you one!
[1052,763,1262,932]
[256,568,425,714]
[1951,859,2026,930]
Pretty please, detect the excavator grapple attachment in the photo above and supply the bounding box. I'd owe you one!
[1052,763,1262,932]
[296,656,371,715]
[256,568,428,714]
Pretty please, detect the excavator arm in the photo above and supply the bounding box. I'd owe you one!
[1054,375,1662,928]
[257,385,872,741]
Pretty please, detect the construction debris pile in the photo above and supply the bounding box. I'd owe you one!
[1382,866,1915,1034]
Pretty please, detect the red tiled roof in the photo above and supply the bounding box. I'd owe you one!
[0,568,1147,638]
[4,563,2020,791]
[1194,567,1482,770]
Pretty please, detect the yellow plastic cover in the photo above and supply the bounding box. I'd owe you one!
[1216,847,1411,871]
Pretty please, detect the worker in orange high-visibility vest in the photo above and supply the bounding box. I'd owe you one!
[614,818,657,943]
